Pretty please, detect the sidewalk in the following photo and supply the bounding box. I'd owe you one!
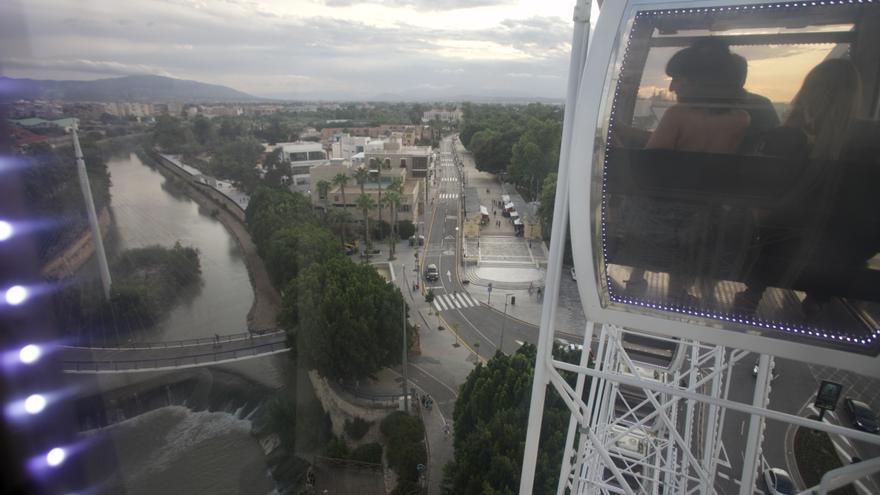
[359,234,476,495]
[453,140,588,337]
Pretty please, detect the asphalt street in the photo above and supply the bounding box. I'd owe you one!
[397,136,879,494]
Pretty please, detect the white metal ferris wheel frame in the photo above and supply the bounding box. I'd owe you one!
[520,0,880,493]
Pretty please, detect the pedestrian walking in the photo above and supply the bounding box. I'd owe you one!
[214,334,220,347]
[528,281,534,295]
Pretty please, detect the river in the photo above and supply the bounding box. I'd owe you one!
[107,151,253,342]
[77,150,280,494]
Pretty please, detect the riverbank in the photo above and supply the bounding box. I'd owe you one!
[142,148,281,331]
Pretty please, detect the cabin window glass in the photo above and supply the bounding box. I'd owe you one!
[595,3,880,350]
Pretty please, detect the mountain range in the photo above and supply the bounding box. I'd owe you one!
[1,75,259,103]
[1,74,564,104]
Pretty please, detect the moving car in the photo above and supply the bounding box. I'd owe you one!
[763,468,795,495]
[424,264,439,282]
[844,398,879,434]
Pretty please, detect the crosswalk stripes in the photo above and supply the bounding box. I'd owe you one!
[439,193,459,199]
[441,177,458,182]
[432,292,480,312]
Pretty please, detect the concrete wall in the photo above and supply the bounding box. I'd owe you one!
[151,151,246,222]
[308,370,394,445]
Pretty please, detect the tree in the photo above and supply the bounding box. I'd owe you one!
[316,180,331,214]
[384,177,404,258]
[370,165,385,240]
[332,172,350,245]
[209,137,263,193]
[246,187,318,258]
[290,257,409,381]
[384,189,401,260]
[153,114,188,152]
[262,147,290,189]
[357,193,376,254]
[537,173,557,239]
[353,166,370,197]
[192,114,215,147]
[264,224,342,288]
[442,344,587,495]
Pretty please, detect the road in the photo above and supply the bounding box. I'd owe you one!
[401,136,880,493]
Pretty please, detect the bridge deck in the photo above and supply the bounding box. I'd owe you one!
[59,330,289,373]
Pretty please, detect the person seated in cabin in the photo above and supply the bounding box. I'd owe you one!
[624,39,750,303]
[735,58,871,316]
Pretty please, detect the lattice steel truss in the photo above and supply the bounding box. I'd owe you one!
[553,324,756,495]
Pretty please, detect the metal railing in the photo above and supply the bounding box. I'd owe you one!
[65,329,284,350]
[61,340,290,372]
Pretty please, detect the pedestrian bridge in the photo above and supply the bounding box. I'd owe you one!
[59,330,290,374]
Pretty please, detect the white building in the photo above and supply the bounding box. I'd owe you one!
[421,107,462,123]
[331,134,373,161]
[276,142,328,186]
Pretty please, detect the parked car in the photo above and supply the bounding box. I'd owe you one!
[424,263,439,282]
[763,468,795,495]
[570,267,577,281]
[844,398,880,433]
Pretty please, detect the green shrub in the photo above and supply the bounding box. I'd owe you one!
[344,417,372,441]
[381,412,426,481]
[350,442,383,464]
[372,220,391,240]
[322,436,349,459]
[397,220,416,239]
[390,478,423,495]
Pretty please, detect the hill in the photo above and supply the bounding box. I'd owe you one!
[1,75,259,103]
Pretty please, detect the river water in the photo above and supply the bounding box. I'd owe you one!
[107,151,253,342]
[81,151,279,494]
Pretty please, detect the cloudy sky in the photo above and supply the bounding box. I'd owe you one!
[1,0,577,100]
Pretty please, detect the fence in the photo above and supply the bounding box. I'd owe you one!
[61,340,289,372]
[65,329,284,350]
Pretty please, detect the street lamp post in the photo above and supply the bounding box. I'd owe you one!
[401,264,409,413]
[500,293,513,354]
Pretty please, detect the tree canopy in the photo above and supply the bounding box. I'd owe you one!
[290,256,408,381]
[246,186,411,382]
[460,103,563,201]
[443,344,587,495]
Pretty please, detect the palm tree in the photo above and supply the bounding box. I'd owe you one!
[332,172,349,245]
[385,178,404,258]
[316,180,331,215]
[356,193,376,258]
[384,189,401,260]
[353,166,369,196]
[371,159,385,240]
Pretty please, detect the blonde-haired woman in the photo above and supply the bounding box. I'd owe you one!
[738,58,863,317]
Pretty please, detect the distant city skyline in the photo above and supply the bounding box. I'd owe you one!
[1,0,578,101]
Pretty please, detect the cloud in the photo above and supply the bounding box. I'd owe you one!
[323,0,514,11]
[505,72,560,79]
[4,58,175,78]
[1,0,571,99]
